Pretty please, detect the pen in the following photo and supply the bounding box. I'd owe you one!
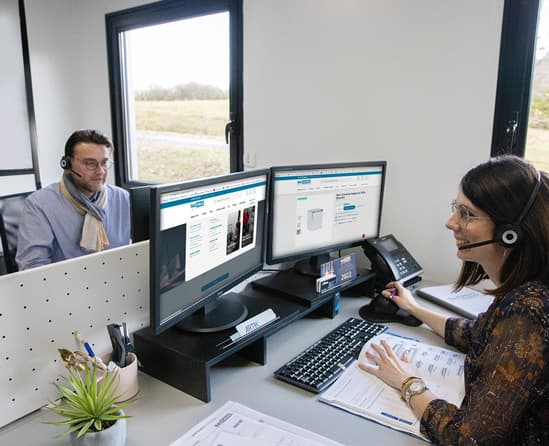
[74,330,95,357]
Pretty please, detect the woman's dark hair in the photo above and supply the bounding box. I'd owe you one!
[455,155,548,296]
[64,129,113,158]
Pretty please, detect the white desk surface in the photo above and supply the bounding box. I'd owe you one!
[0,280,464,445]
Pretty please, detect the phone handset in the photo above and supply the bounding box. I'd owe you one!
[362,234,423,290]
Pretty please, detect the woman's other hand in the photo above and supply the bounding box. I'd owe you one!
[358,339,415,390]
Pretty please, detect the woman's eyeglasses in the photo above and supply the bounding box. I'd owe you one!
[450,200,490,227]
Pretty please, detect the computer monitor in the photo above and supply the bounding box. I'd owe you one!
[129,185,153,242]
[149,170,268,335]
[266,161,386,276]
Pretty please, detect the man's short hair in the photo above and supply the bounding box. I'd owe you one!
[64,130,113,158]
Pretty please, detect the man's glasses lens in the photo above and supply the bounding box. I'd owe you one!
[81,159,113,170]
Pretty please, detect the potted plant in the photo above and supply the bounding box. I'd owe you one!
[47,351,133,446]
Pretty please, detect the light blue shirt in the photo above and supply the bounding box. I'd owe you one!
[16,182,130,270]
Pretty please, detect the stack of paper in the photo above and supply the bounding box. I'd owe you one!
[171,400,344,446]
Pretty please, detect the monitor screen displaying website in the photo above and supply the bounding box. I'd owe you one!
[151,171,267,333]
[268,162,385,263]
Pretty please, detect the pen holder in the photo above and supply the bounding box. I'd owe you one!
[99,352,139,401]
[113,352,139,401]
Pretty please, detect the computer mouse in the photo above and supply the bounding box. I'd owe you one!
[369,294,400,315]
[358,293,422,327]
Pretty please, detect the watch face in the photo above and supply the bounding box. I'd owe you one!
[409,381,424,392]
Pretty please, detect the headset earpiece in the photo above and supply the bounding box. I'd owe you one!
[494,170,541,248]
[60,156,71,170]
[494,223,523,248]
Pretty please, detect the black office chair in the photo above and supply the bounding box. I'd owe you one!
[0,193,30,274]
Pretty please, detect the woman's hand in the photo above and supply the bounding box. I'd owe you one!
[358,339,416,390]
[381,281,420,314]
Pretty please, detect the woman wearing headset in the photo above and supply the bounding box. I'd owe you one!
[360,155,548,445]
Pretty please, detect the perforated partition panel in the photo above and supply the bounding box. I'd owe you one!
[0,241,149,427]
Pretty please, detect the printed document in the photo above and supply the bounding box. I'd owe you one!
[319,332,465,440]
[170,400,344,446]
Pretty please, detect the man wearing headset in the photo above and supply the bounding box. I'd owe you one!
[16,129,130,270]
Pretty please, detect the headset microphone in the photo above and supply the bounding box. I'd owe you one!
[60,155,82,178]
[458,239,498,250]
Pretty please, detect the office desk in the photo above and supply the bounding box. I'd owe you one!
[0,280,460,445]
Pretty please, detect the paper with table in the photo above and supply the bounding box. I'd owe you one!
[416,284,492,319]
[319,332,466,441]
[170,400,344,446]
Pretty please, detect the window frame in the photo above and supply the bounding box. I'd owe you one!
[491,0,542,157]
[105,0,243,188]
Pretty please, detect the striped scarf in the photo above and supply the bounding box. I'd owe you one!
[60,173,110,252]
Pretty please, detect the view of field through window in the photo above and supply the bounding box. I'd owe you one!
[124,13,230,184]
[525,0,549,172]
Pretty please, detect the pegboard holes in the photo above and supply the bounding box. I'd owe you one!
[105,299,109,303]
[88,306,92,310]
[64,272,68,276]
[104,281,108,285]
[29,348,32,352]
[102,262,105,265]
[45,298,49,303]
[120,276,124,280]
[85,286,89,290]
[83,266,87,271]
[19,283,24,288]
[8,377,12,381]
[23,305,28,310]
[26,327,30,331]
[68,312,72,316]
[34,388,38,392]
[42,277,46,281]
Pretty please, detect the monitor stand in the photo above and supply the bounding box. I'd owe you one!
[293,254,331,277]
[176,293,248,333]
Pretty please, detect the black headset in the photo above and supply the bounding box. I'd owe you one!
[494,169,542,248]
[60,155,72,170]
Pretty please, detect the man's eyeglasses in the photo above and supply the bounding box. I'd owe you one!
[73,157,113,171]
[450,200,490,227]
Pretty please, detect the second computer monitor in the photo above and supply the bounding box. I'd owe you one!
[267,161,386,276]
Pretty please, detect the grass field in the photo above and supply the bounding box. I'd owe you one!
[136,140,229,183]
[524,127,549,173]
[135,100,228,136]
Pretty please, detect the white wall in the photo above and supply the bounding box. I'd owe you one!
[21,0,504,283]
[244,0,504,282]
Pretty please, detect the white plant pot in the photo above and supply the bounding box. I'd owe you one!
[69,411,126,446]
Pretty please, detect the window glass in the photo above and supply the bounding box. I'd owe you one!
[121,13,230,183]
[525,0,549,172]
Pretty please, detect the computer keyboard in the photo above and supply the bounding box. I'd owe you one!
[274,317,387,393]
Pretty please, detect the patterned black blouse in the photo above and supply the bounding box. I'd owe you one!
[420,280,549,445]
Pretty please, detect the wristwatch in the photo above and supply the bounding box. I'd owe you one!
[401,377,428,406]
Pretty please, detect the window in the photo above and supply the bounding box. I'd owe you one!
[106,0,243,187]
[526,0,549,172]
[492,0,548,172]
